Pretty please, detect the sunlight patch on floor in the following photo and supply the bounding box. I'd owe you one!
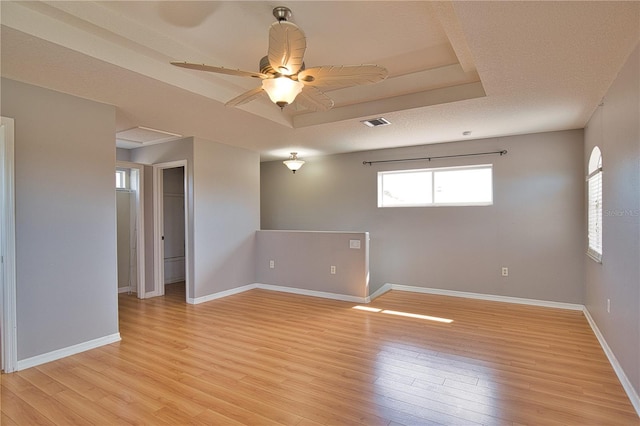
[353,305,383,313]
[353,305,453,323]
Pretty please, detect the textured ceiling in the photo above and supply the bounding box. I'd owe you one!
[1,1,639,160]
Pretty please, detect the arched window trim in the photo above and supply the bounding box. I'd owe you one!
[587,146,602,262]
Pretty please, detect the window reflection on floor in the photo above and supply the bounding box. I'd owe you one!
[372,341,499,424]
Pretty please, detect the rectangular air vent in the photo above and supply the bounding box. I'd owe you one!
[361,117,391,127]
[116,126,182,146]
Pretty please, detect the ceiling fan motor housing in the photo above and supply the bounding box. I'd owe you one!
[273,6,292,22]
[260,56,305,77]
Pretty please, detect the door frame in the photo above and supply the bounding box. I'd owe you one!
[116,161,145,298]
[1,117,17,373]
[153,160,190,301]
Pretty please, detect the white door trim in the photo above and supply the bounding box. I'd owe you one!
[116,161,145,299]
[153,160,190,302]
[1,117,17,373]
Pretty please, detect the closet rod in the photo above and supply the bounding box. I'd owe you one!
[362,150,507,166]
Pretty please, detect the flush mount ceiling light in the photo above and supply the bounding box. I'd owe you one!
[283,152,305,173]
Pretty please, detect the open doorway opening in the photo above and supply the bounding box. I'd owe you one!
[162,167,186,298]
[153,160,189,302]
[115,162,145,298]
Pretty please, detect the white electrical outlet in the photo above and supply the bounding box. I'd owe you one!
[607,298,611,313]
[330,265,336,274]
[501,267,509,277]
[269,260,275,269]
[349,240,361,249]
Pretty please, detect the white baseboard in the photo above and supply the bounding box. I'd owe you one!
[256,283,367,303]
[164,278,186,285]
[368,283,392,301]
[188,284,258,304]
[583,308,640,416]
[16,333,121,371]
[386,283,584,311]
[188,282,582,310]
[144,290,159,298]
[188,283,367,305]
[118,286,134,294]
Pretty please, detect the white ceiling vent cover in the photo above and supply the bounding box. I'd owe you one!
[116,126,183,146]
[361,117,391,128]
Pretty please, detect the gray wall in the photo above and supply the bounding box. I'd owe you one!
[116,190,133,289]
[131,138,194,296]
[131,137,260,300]
[584,44,639,399]
[1,78,119,360]
[256,231,369,299]
[261,129,585,304]
[116,148,131,162]
[192,138,260,298]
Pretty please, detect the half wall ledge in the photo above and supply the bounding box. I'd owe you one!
[256,230,370,301]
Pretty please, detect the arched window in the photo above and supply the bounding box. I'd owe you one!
[587,146,602,262]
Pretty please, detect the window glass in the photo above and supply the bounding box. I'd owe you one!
[587,147,602,262]
[379,170,432,207]
[433,167,492,205]
[378,165,492,207]
[116,170,128,190]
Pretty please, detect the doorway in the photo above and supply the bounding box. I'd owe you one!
[1,116,17,373]
[162,167,186,297]
[115,162,145,298]
[153,161,190,302]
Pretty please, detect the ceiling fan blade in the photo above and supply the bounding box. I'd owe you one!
[298,65,388,90]
[295,86,335,112]
[268,21,306,75]
[171,62,268,79]
[225,86,265,107]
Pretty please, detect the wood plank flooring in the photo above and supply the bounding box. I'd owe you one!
[2,283,638,425]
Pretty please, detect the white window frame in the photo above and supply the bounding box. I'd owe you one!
[116,169,128,190]
[378,164,493,208]
[587,147,603,262]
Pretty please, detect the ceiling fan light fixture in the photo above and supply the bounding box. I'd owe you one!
[283,152,305,173]
[171,6,387,112]
[262,77,303,108]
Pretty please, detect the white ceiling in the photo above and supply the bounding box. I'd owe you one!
[1,1,639,161]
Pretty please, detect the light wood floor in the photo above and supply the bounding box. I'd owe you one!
[2,283,638,425]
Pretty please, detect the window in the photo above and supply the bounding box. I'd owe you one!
[378,164,493,207]
[587,147,602,262]
[116,169,128,190]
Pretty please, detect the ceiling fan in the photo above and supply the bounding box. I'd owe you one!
[171,6,388,111]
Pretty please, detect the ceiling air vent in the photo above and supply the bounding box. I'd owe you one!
[116,126,182,146]
[361,117,391,128]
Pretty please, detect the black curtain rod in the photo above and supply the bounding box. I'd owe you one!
[362,150,507,166]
